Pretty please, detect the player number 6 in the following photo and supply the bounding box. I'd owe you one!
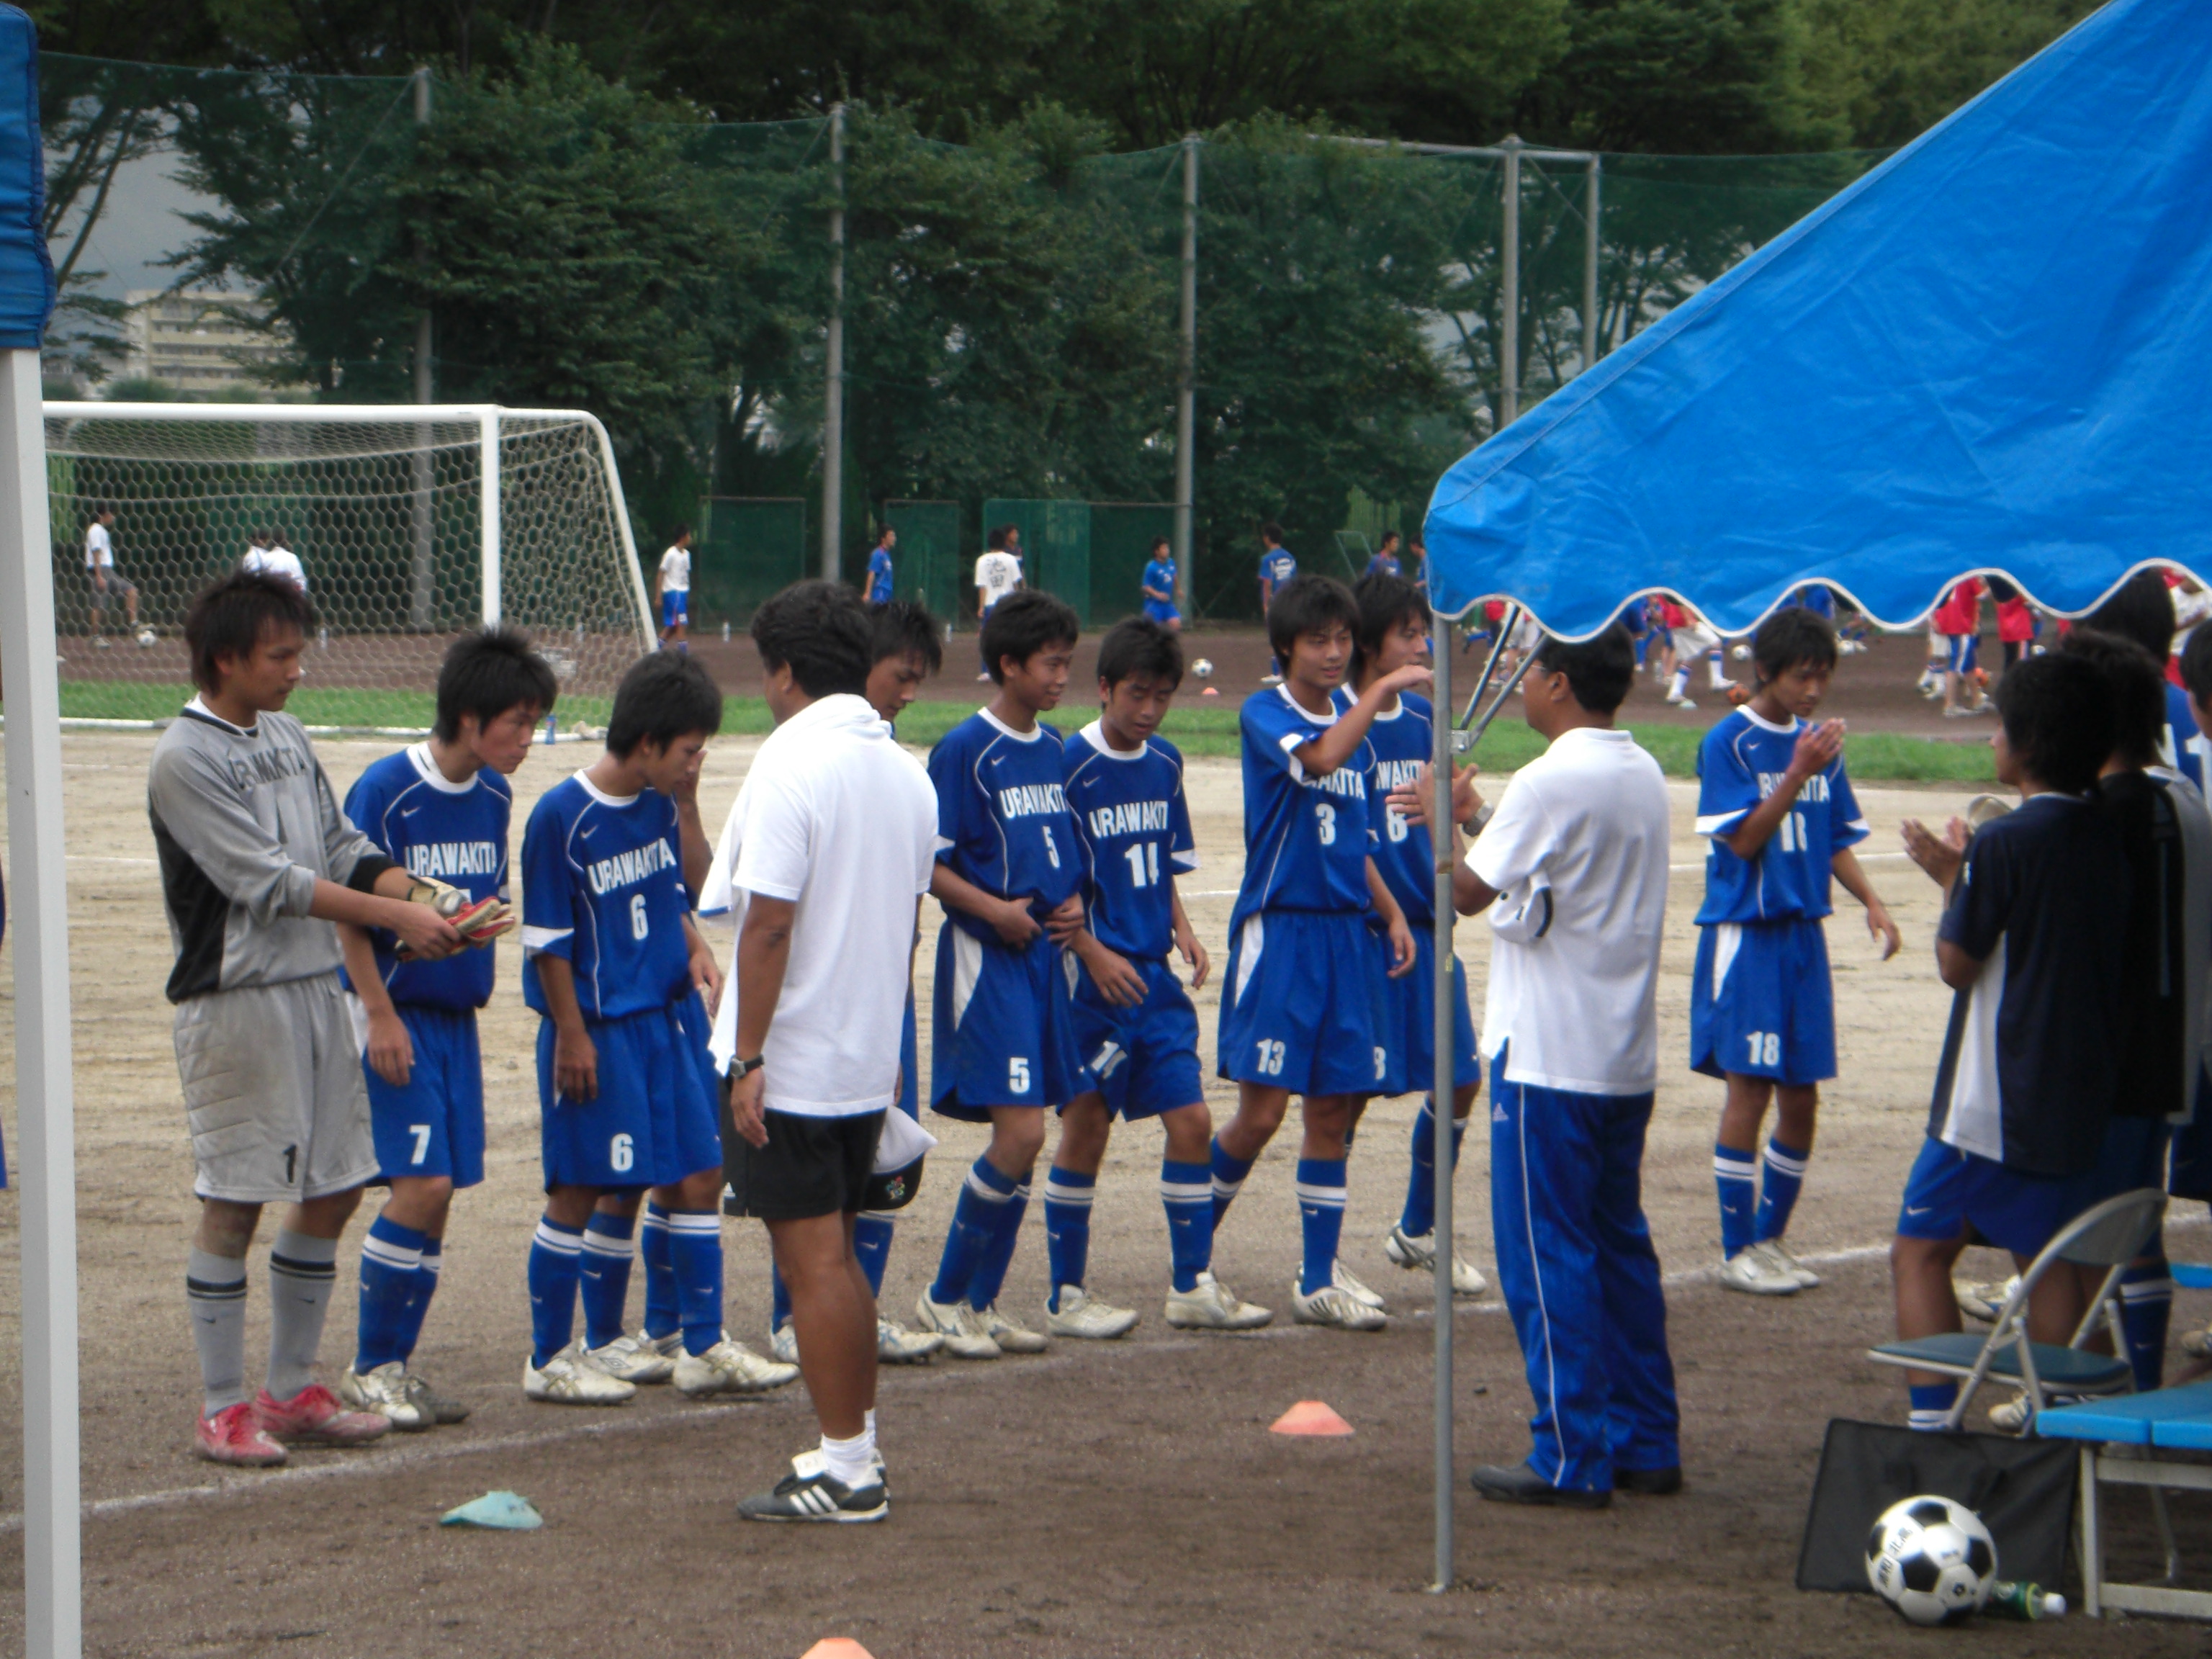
[629,892,649,941]
[610,1133,634,1173]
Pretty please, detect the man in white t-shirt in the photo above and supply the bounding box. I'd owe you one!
[240,529,308,593]
[1397,623,1677,1510]
[973,526,1023,681]
[722,579,937,1524]
[85,507,140,643]
[657,526,693,652]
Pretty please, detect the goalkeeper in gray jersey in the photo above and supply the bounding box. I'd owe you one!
[148,572,466,1467]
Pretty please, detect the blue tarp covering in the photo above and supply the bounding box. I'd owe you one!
[1424,0,2211,639]
[0,6,50,351]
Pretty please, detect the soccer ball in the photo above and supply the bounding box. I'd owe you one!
[135,627,157,648]
[1192,657,1214,679]
[1731,642,1751,660]
[1866,1495,1996,1625]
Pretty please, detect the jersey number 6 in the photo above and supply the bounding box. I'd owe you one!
[630,892,650,941]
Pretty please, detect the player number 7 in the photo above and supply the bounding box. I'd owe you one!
[408,1124,431,1165]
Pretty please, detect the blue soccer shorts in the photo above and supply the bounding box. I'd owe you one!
[1372,926,1481,1097]
[1218,908,1385,1097]
[896,992,920,1120]
[1143,599,1181,626]
[1690,918,1835,1086]
[661,590,688,627]
[1895,1136,2080,1258]
[931,924,1084,1120]
[359,1002,486,1188]
[1067,953,1203,1121]
[1944,633,1978,674]
[536,995,721,1190]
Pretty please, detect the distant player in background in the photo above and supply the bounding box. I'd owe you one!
[974,526,1025,682]
[1348,575,1486,1297]
[918,590,1088,1359]
[242,529,307,594]
[1406,534,1426,587]
[1140,536,1181,632]
[1989,576,2036,671]
[866,526,897,606]
[2082,570,2204,788]
[1257,522,1298,685]
[1622,595,1652,670]
[1212,573,1421,1331]
[1933,576,1988,717]
[657,526,693,652]
[1048,619,1271,1334]
[1364,531,1403,579]
[334,629,554,1429]
[1786,582,1835,621]
[1694,607,1898,1298]
[1663,606,1733,709]
[84,506,139,645]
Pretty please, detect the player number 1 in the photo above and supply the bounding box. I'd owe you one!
[1123,842,1161,888]
[1745,1031,1781,1066]
[629,892,650,941]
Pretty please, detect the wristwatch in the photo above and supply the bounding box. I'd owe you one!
[728,1055,765,1080]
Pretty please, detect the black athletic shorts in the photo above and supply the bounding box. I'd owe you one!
[721,1084,884,1222]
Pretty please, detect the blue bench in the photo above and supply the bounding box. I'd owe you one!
[2041,1380,2212,1616]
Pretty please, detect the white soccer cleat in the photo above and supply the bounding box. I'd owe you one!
[1164,1271,1273,1330]
[1956,1275,2020,1324]
[673,1331,801,1396]
[1332,1261,1387,1313]
[976,1301,1050,1354]
[585,1330,678,1385]
[768,1321,799,1365]
[524,1341,637,1406]
[338,1361,431,1431]
[1987,1392,2034,1433]
[1755,1239,1819,1290]
[914,1290,1002,1360]
[1045,1285,1139,1340]
[1718,1248,1799,1296]
[2183,1323,2212,1359]
[1292,1280,1388,1331]
[1382,1226,1488,1296]
[877,1317,943,1364]
[1665,693,1697,709]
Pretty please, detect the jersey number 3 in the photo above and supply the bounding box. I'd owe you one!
[1315,802,1337,845]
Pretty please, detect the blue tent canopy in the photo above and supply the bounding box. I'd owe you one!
[1424,0,2212,639]
[0,5,50,350]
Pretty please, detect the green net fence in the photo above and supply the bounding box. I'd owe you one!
[37,48,1892,676]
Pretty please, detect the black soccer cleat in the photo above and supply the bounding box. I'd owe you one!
[737,1452,889,1524]
[1612,1465,1683,1496]
[1468,1464,1611,1509]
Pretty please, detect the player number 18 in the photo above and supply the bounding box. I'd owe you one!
[1745,1031,1781,1066]
[1123,842,1161,888]
[1773,811,1807,854]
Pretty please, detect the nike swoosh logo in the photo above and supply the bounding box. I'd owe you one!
[400,807,421,817]
[1905,1205,1933,1216]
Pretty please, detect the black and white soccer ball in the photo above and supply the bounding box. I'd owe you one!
[1866,1495,1997,1625]
[135,626,157,648]
[1192,657,1213,679]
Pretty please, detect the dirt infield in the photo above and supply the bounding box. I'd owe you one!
[0,730,2203,1657]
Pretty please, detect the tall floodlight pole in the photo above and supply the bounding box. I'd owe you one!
[1500,137,1521,427]
[479,408,500,625]
[409,66,435,628]
[1174,134,1198,612]
[1429,619,1456,1594]
[822,102,846,582]
[1583,156,1602,373]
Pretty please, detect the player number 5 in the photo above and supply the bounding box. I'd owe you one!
[629,892,649,941]
[1009,1056,1031,1094]
[1042,826,1061,869]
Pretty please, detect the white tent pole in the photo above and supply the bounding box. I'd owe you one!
[1,346,85,1658]
[479,408,500,626]
[1429,622,1455,1593]
[1583,156,1602,372]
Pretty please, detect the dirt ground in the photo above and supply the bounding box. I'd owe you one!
[0,726,2204,1658]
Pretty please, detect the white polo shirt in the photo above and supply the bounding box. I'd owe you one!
[1467,724,1671,1097]
[719,693,936,1117]
[974,550,1021,613]
[659,545,691,593]
[85,522,112,568]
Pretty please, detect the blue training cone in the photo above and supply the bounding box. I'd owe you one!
[440,1491,543,1530]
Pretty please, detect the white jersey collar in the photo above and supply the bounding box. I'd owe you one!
[572,768,640,807]
[407,742,482,794]
[1079,719,1148,760]
[980,706,1048,743]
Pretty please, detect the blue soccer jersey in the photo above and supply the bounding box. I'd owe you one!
[1694,708,1869,923]
[1064,721,1197,960]
[1788,583,1836,619]
[1364,552,1401,579]
[1365,691,1439,925]
[521,773,696,1019]
[1142,557,1176,605]
[867,545,894,605]
[927,709,1083,938]
[1232,684,1374,929]
[341,745,512,1010]
[1260,548,1298,593]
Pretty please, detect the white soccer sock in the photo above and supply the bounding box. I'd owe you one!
[822,1424,878,1488]
[266,1230,340,1402]
[187,1246,250,1417]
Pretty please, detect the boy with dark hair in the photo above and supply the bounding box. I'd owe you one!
[335,629,556,1429]
[1349,574,1487,1297]
[1046,619,1272,1335]
[1696,606,1899,1296]
[1213,574,1421,1330]
[1892,652,2130,1431]
[518,652,780,1403]
[2085,569,2203,788]
[918,589,1089,1357]
[1140,536,1181,631]
[1257,523,1298,685]
[866,526,898,607]
[657,526,693,653]
[1364,531,1403,580]
[152,572,466,1465]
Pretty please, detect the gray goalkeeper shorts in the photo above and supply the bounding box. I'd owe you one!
[173,972,378,1204]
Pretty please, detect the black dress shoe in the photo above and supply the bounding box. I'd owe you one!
[1468,1464,1611,1509]
[1613,1465,1683,1496]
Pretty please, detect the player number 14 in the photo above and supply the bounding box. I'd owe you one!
[1123,842,1161,888]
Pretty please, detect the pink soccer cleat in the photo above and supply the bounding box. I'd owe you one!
[195,1401,289,1467]
[253,1382,391,1446]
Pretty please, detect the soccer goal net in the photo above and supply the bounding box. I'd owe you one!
[41,404,654,728]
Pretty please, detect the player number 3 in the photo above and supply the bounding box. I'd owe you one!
[1315,801,1337,845]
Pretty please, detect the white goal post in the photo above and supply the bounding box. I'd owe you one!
[41,403,656,717]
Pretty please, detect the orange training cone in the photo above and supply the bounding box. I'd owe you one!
[801,1642,876,1659]
[1270,1401,1354,1437]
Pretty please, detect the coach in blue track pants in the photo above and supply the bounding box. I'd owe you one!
[1441,626,1678,1508]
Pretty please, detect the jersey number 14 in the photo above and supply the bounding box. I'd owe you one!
[1123,842,1162,887]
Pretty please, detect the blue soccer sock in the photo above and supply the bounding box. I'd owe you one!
[968,1175,1033,1312]
[1909,1382,1959,1432]
[1714,1143,1758,1259]
[770,1263,793,1334]
[1209,1138,1255,1233]
[395,1236,441,1364]
[1295,1158,1348,1298]
[354,1214,426,1373]
[930,1156,1018,1308]
[2121,1256,2175,1393]
[1043,1166,1094,1307]
[1754,1139,1810,1245]
[853,1213,894,1298]
[641,1202,678,1341]
[526,1217,584,1369]
[578,1210,637,1352]
[664,1210,724,1358]
[1161,1159,1212,1293]
[1399,1100,1467,1241]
